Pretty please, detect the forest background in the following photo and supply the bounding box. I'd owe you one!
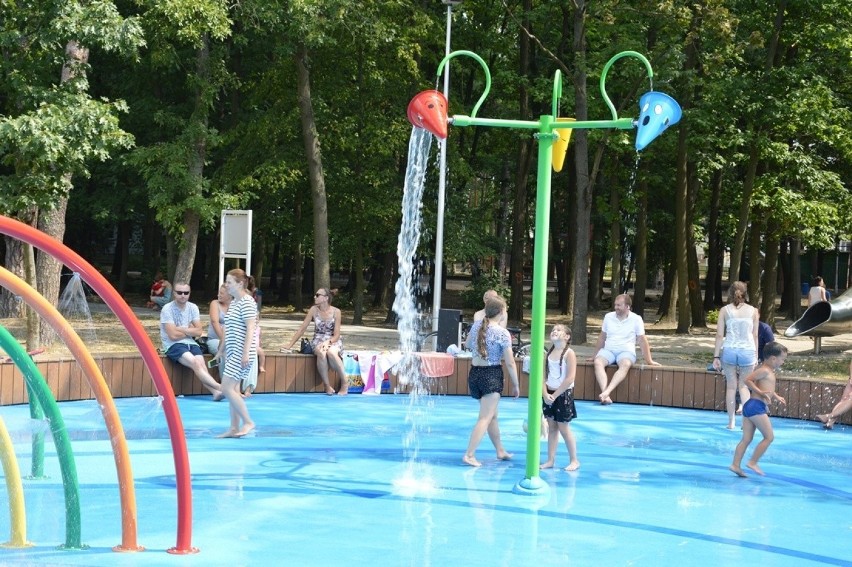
[1,0,851,350]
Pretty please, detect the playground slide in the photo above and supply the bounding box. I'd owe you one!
[785,287,852,337]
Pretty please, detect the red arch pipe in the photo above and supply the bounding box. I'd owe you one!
[0,215,197,554]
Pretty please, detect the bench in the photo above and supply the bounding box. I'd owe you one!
[0,354,847,426]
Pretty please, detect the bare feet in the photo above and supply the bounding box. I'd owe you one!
[726,423,735,430]
[817,414,835,429]
[746,462,765,476]
[463,454,481,467]
[496,452,513,461]
[212,392,225,402]
[599,393,613,405]
[540,460,554,470]
[729,465,748,478]
[337,388,348,396]
[325,387,336,396]
[217,429,238,438]
[259,367,266,373]
[564,461,580,472]
[233,423,255,438]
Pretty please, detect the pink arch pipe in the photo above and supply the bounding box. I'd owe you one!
[0,215,197,554]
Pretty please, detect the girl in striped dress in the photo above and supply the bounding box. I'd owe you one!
[214,268,256,438]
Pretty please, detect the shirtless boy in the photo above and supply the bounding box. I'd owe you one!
[730,341,787,478]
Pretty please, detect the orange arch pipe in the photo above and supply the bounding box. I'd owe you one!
[0,267,142,551]
[0,215,196,554]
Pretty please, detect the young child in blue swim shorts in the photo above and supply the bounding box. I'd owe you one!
[730,341,788,477]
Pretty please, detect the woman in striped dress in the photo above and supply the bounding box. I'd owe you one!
[214,268,256,438]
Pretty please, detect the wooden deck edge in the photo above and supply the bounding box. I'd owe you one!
[0,353,847,426]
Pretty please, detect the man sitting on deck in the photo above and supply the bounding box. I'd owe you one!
[160,282,223,400]
[589,293,660,404]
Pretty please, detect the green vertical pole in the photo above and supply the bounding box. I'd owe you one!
[515,114,555,494]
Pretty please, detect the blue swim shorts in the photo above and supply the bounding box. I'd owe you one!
[742,398,767,418]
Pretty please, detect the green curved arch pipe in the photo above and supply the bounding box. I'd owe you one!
[25,382,46,480]
[599,50,654,121]
[0,325,84,550]
[436,50,491,118]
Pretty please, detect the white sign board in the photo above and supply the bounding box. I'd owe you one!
[219,210,252,284]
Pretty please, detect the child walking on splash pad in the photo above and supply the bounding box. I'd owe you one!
[730,341,787,477]
[539,324,580,472]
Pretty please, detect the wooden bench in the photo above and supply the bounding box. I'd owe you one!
[0,353,848,426]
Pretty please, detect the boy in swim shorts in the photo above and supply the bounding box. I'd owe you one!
[730,341,787,477]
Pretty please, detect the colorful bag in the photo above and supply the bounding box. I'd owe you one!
[344,354,364,394]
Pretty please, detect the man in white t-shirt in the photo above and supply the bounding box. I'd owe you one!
[588,293,660,404]
[160,282,223,400]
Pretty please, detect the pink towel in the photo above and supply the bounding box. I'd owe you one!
[417,353,455,377]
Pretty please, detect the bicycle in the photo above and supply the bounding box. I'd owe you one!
[506,326,531,357]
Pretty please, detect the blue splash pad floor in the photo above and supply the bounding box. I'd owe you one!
[1,393,850,566]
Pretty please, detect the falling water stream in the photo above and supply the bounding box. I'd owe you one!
[391,127,440,497]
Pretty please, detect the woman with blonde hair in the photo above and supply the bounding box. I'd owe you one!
[712,281,759,429]
[462,297,520,467]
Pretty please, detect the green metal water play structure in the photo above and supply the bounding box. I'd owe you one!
[408,49,682,494]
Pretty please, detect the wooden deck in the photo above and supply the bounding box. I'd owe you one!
[0,353,847,426]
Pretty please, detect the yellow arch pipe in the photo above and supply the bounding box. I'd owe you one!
[0,267,142,551]
[0,416,32,548]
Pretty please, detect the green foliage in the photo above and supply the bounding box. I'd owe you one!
[0,1,143,215]
[706,309,719,325]
[460,271,510,310]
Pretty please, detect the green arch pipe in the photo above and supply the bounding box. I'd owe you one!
[0,325,84,550]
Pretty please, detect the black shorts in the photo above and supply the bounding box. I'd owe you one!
[468,365,504,399]
[542,387,577,423]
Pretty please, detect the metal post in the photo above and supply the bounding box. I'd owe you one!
[431,1,459,348]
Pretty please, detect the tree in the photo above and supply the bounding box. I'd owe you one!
[0,1,142,347]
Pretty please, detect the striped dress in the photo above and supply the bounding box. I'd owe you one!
[222,294,258,382]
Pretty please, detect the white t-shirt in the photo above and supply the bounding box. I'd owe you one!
[602,311,645,353]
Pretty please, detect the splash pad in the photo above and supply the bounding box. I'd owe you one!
[406,50,681,494]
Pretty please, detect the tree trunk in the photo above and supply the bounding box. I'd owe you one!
[111,220,131,293]
[687,162,705,327]
[608,170,621,299]
[729,2,786,284]
[760,219,780,324]
[674,120,690,333]
[633,175,649,318]
[570,0,591,345]
[294,44,331,291]
[729,144,758,284]
[36,202,68,344]
[0,236,25,317]
[352,240,364,325]
[174,37,210,285]
[749,215,764,308]
[704,170,723,310]
[787,238,802,320]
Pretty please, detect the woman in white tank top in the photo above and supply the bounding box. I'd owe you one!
[712,281,759,430]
